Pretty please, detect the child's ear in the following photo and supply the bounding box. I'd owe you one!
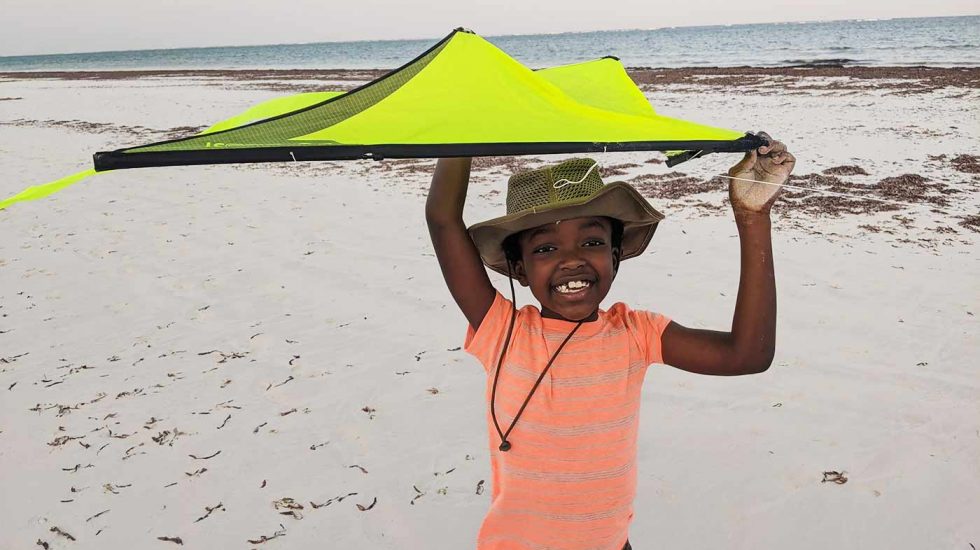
[511,260,530,287]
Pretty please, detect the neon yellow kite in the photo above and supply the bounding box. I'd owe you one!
[1,28,762,210]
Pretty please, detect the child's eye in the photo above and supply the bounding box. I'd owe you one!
[583,239,605,247]
[532,245,556,254]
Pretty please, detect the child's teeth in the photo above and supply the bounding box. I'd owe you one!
[555,281,590,294]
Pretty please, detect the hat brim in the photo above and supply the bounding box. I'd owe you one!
[468,181,665,276]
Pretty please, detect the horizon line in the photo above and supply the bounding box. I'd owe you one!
[1,13,977,60]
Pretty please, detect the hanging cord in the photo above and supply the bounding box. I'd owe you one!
[553,161,600,188]
[490,262,585,452]
[489,265,519,451]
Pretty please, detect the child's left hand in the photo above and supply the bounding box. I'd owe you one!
[727,132,795,214]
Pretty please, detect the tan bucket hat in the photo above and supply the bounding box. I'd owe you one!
[468,158,665,276]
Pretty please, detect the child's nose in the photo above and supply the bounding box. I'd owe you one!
[557,250,586,269]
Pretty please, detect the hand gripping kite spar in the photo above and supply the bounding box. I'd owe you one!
[0,28,765,210]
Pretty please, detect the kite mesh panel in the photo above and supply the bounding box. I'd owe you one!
[126,38,452,153]
[505,158,605,214]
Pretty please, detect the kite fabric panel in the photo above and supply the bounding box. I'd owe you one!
[1,28,764,210]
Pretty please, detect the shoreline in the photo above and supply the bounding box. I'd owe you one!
[2,66,979,82]
[2,67,976,98]
[0,65,980,101]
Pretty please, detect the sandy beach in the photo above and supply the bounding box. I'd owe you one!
[1,66,978,549]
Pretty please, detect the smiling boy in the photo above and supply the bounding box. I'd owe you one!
[426,135,795,549]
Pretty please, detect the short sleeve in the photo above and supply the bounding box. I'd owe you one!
[625,308,672,366]
[464,291,516,373]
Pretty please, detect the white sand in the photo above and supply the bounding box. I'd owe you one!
[1,73,978,549]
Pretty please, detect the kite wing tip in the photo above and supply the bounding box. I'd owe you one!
[93,151,112,172]
[740,132,769,150]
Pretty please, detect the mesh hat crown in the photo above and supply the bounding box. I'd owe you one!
[468,158,665,276]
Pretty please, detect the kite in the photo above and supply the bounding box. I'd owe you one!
[1,28,763,210]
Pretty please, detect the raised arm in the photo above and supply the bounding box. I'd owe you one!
[661,134,795,376]
[426,158,496,330]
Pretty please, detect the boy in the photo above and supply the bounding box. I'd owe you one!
[425,134,795,550]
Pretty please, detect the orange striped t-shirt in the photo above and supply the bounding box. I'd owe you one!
[465,291,671,550]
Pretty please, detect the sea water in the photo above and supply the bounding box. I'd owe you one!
[0,15,977,71]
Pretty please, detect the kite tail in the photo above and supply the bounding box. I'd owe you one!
[0,169,99,210]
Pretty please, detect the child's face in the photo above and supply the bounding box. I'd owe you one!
[512,216,620,322]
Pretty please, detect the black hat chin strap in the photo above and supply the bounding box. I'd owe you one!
[490,262,588,452]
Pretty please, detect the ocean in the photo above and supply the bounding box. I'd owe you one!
[0,15,977,72]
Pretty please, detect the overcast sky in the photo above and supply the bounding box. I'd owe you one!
[1,0,976,57]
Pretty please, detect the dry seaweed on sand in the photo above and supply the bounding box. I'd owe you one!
[793,194,900,217]
[470,156,543,173]
[216,414,231,429]
[197,349,247,363]
[86,509,110,522]
[188,450,221,460]
[310,492,358,509]
[411,485,426,505]
[821,471,848,484]
[247,524,287,545]
[629,172,722,200]
[152,428,188,446]
[873,174,923,195]
[1,352,29,364]
[49,527,75,541]
[601,162,641,176]
[950,154,980,174]
[48,434,85,447]
[958,214,980,233]
[122,443,146,460]
[774,172,960,216]
[625,66,980,95]
[356,497,378,511]
[103,482,132,494]
[274,497,304,509]
[157,536,183,545]
[194,502,225,523]
[822,165,869,176]
[378,158,436,175]
[266,375,294,390]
